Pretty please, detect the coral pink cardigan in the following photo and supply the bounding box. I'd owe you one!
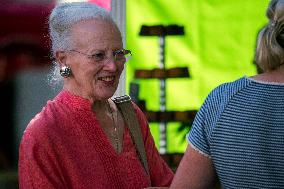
[19,91,173,189]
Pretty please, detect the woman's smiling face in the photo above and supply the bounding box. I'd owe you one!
[62,19,125,102]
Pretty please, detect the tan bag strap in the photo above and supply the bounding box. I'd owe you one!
[113,95,150,176]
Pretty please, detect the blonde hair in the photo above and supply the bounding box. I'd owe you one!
[255,0,284,72]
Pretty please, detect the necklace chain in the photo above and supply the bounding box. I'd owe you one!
[107,100,119,152]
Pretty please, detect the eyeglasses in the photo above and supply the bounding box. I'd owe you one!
[69,49,132,63]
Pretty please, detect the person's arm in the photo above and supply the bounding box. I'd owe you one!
[170,144,218,189]
[19,119,66,189]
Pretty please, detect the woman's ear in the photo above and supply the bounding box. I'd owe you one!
[55,51,67,66]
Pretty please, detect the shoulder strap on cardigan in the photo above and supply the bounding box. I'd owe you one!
[113,95,150,176]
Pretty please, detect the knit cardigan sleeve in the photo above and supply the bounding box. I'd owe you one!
[132,102,174,187]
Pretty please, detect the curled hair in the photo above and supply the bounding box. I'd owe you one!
[48,2,117,87]
[255,0,284,71]
[47,60,63,89]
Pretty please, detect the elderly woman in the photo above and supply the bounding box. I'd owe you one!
[18,2,173,189]
[170,0,284,188]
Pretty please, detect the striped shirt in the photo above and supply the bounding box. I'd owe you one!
[187,76,284,189]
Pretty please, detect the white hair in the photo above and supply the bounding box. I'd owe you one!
[48,2,118,87]
[49,1,114,55]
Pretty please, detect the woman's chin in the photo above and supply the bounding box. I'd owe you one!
[95,91,116,100]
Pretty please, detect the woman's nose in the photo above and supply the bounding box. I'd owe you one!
[104,57,118,71]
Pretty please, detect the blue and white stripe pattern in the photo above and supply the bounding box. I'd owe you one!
[187,76,284,188]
